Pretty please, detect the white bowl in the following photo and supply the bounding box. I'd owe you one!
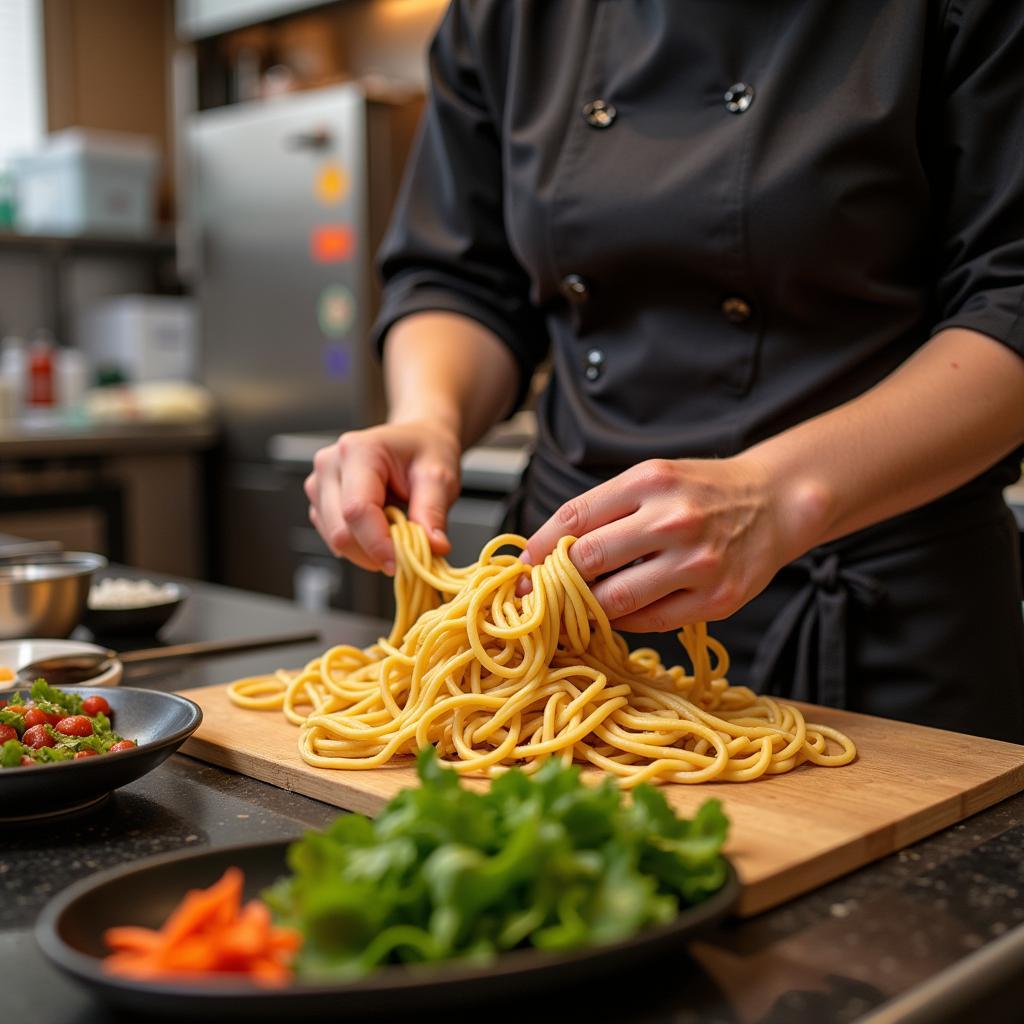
[0,639,122,691]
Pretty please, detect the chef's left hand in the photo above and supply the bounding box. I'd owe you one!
[521,457,808,631]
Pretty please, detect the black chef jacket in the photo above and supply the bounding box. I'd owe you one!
[373,0,1024,741]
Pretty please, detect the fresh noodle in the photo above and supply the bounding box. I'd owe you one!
[229,508,856,785]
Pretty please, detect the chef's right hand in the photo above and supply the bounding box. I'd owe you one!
[305,420,461,574]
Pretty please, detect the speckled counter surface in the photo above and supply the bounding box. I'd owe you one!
[3,580,1024,1024]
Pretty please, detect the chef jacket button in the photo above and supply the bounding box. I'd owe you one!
[584,349,605,380]
[724,82,754,114]
[561,274,590,303]
[582,99,616,129]
[721,296,753,323]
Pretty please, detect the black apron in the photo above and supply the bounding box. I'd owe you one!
[511,452,1024,745]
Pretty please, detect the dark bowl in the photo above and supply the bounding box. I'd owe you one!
[1,685,202,820]
[35,840,739,1021]
[82,584,189,639]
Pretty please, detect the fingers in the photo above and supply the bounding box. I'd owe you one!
[523,472,645,565]
[408,459,458,555]
[607,573,745,632]
[336,452,396,573]
[608,590,702,634]
[589,553,688,621]
[567,514,654,581]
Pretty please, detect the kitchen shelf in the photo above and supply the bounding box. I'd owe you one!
[0,229,176,257]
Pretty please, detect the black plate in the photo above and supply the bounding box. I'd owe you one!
[36,839,739,1021]
[1,685,202,820]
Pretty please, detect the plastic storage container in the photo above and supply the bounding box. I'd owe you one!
[77,295,197,382]
[11,129,160,237]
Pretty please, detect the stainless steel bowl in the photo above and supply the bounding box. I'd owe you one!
[0,552,108,640]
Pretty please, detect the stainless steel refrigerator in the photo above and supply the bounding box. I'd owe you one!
[186,83,421,608]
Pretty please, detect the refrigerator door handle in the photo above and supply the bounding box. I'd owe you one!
[284,127,334,151]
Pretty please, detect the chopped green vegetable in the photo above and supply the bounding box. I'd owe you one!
[1,681,127,767]
[1,739,23,767]
[0,709,25,731]
[264,748,729,980]
[30,678,83,714]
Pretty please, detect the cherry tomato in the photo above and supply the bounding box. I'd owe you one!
[0,723,17,743]
[22,724,55,748]
[23,708,48,728]
[56,716,93,737]
[20,755,34,766]
[109,739,136,753]
[82,695,111,717]
[74,749,99,759]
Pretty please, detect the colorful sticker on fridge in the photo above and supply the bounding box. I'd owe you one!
[318,284,356,338]
[315,163,349,205]
[311,225,355,263]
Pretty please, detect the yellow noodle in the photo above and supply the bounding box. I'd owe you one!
[229,507,856,784]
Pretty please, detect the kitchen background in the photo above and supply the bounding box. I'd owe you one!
[0,0,538,623]
[0,0,1019,621]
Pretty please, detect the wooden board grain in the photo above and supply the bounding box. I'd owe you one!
[177,681,1024,916]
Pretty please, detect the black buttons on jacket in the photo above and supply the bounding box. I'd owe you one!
[724,83,754,114]
[721,296,752,323]
[582,99,616,128]
[561,274,590,302]
[584,348,605,381]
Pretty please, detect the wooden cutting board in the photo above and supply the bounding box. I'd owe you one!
[177,681,1024,916]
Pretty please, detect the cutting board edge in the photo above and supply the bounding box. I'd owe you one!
[179,735,398,817]
[736,762,1024,916]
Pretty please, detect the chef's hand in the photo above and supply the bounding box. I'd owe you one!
[305,421,461,575]
[522,457,803,631]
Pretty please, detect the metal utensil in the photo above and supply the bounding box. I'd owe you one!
[0,540,65,563]
[0,552,107,641]
[15,630,322,686]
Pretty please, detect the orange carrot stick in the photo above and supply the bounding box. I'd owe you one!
[103,868,301,985]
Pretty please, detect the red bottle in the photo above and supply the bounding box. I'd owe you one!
[28,336,54,406]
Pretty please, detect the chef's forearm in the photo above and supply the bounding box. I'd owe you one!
[383,311,521,447]
[742,327,1024,559]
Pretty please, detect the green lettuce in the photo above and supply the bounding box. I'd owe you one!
[265,749,729,980]
[0,739,23,767]
[30,678,83,714]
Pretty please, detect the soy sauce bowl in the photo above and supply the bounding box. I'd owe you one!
[0,685,202,821]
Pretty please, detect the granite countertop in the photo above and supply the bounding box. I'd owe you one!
[3,577,1024,1023]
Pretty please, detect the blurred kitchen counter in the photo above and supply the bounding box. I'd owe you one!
[0,417,218,578]
[0,417,216,458]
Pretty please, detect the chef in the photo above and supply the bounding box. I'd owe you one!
[306,1,1024,742]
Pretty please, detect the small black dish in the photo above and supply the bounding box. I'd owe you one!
[1,685,202,820]
[82,584,189,638]
[36,840,739,1021]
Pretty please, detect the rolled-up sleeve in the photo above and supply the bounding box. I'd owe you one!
[371,1,550,405]
[929,0,1024,353]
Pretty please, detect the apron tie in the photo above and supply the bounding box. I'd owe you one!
[751,551,886,708]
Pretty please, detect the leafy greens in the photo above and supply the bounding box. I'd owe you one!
[264,748,729,979]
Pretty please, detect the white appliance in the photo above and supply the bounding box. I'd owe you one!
[78,295,198,382]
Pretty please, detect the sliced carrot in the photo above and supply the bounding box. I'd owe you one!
[161,867,244,945]
[104,926,162,954]
[103,868,301,985]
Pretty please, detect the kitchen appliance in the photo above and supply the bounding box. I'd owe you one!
[186,83,421,606]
